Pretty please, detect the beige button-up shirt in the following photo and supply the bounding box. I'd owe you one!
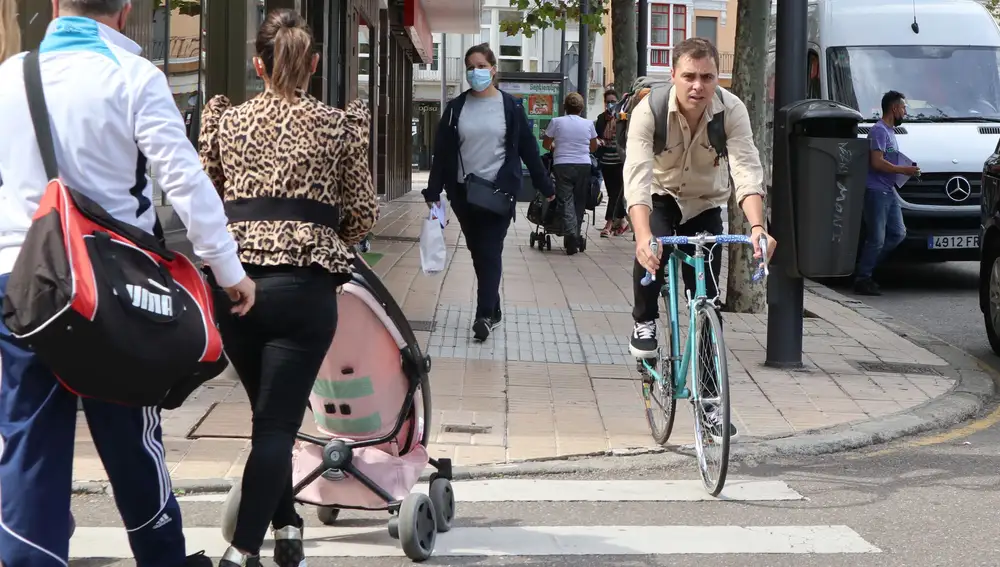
[622,85,765,223]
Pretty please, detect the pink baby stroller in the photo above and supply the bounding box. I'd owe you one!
[219,253,454,562]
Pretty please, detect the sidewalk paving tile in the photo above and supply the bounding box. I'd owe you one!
[70,183,958,483]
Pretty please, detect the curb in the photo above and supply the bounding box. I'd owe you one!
[715,281,998,462]
[71,281,999,495]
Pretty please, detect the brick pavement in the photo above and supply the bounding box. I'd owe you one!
[72,173,955,483]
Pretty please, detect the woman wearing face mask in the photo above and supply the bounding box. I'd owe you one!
[594,88,628,237]
[423,43,554,342]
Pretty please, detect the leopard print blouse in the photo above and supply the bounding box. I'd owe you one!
[198,90,377,276]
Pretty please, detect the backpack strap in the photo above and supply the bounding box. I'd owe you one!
[707,86,728,159]
[648,85,671,155]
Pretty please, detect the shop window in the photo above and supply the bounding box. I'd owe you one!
[358,23,371,99]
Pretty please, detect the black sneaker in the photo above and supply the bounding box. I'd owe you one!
[704,405,740,443]
[273,525,306,567]
[472,317,491,341]
[218,547,261,567]
[628,321,658,358]
[853,278,881,296]
[184,551,213,567]
[490,306,503,328]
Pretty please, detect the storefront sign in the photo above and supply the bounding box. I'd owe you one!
[498,82,561,95]
[404,0,433,65]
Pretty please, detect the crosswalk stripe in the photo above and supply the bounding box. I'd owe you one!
[69,525,880,557]
[176,479,804,503]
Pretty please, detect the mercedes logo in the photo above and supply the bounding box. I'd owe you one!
[945,176,972,202]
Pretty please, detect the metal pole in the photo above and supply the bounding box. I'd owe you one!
[558,26,567,111]
[577,0,590,117]
[440,33,448,120]
[765,0,808,368]
[637,0,648,77]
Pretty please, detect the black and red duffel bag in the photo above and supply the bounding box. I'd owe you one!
[0,51,229,408]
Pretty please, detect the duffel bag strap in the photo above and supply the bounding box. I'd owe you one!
[23,51,170,249]
[23,51,60,182]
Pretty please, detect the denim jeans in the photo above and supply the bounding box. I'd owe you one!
[856,188,906,279]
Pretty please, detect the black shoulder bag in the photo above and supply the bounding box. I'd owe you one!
[456,127,515,217]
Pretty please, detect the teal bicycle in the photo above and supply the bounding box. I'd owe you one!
[638,232,768,495]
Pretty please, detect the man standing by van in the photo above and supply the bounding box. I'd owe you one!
[0,1,255,566]
[623,38,776,439]
[854,90,917,296]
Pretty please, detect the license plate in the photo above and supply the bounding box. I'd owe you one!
[927,235,979,249]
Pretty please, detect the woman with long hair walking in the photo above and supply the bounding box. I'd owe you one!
[198,9,378,567]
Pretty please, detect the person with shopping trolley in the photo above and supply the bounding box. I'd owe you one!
[621,37,776,446]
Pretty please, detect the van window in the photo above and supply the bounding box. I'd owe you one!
[827,45,1000,121]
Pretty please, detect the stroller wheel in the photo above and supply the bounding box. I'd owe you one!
[545,235,553,250]
[398,493,436,561]
[388,516,400,540]
[428,477,455,532]
[317,506,340,526]
[220,479,242,543]
[529,232,537,247]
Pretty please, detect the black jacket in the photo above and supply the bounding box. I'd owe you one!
[423,89,555,211]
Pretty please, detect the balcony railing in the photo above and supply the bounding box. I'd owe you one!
[413,56,465,83]
[647,49,734,76]
[415,56,607,88]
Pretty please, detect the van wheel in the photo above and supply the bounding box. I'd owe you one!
[984,249,1000,356]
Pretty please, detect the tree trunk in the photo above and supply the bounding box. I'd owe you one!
[610,0,637,95]
[723,0,770,314]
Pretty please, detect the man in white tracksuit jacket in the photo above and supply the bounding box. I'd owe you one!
[0,2,256,565]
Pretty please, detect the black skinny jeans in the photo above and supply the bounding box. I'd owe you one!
[213,264,339,555]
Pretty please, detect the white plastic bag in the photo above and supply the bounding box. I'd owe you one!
[419,202,447,275]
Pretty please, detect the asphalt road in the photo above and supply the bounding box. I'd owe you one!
[64,441,1000,566]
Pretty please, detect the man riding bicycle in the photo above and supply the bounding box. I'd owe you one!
[622,38,776,438]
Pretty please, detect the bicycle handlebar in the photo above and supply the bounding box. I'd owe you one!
[639,233,769,287]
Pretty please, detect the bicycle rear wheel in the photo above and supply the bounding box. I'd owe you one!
[690,304,730,496]
[642,319,676,445]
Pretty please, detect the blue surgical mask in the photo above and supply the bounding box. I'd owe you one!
[467,68,493,92]
[607,102,615,113]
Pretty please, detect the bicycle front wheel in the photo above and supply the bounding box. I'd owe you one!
[690,304,730,496]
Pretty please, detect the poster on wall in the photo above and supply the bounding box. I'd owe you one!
[499,80,562,156]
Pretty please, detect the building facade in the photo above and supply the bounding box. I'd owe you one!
[14,0,478,201]
[602,0,737,88]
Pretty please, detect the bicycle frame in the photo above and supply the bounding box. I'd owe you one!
[661,244,709,400]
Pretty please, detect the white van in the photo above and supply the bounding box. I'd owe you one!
[765,0,1000,262]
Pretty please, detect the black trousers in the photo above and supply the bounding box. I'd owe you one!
[553,163,591,238]
[633,195,724,323]
[450,185,512,320]
[601,162,626,222]
[213,264,339,554]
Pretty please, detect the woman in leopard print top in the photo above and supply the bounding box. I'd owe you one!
[197,9,377,567]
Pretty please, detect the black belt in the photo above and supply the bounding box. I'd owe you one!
[224,197,341,231]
